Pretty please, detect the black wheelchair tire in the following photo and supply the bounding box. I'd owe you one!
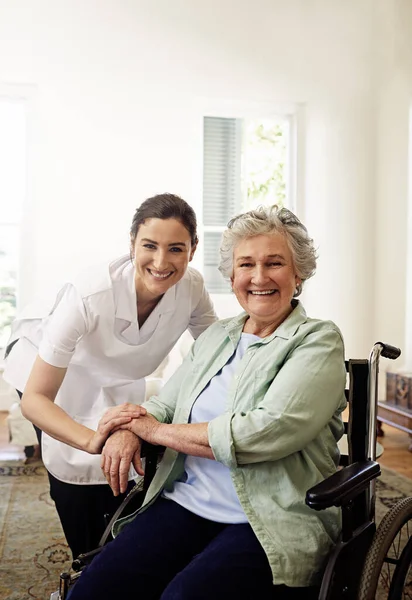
[358,496,412,600]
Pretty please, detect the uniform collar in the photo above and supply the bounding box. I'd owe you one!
[112,257,138,323]
[154,284,177,315]
[110,255,178,323]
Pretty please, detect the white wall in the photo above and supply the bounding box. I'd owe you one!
[0,0,411,365]
[373,0,412,373]
[302,96,376,358]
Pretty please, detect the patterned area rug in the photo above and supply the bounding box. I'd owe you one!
[0,461,71,600]
[0,460,411,600]
[375,466,412,522]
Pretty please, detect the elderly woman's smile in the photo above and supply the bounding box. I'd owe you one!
[231,233,301,335]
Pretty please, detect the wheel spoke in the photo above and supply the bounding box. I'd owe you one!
[381,559,392,589]
[396,530,402,557]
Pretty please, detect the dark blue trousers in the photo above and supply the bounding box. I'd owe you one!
[69,497,317,600]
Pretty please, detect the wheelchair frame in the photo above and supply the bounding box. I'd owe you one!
[52,342,412,600]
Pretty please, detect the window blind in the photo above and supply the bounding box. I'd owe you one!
[202,117,242,292]
[203,117,242,226]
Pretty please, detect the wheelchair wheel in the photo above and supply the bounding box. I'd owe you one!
[358,496,412,600]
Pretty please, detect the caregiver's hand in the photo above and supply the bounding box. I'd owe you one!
[85,403,147,455]
[101,403,147,426]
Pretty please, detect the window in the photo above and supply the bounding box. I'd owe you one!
[202,114,294,293]
[0,99,26,349]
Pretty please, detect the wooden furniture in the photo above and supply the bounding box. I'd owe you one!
[378,370,412,452]
[377,401,412,452]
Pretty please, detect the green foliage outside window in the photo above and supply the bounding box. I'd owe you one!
[242,118,287,211]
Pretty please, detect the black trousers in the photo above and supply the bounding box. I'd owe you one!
[16,389,134,560]
[48,473,135,560]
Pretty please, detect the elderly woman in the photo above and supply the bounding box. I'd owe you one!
[70,205,347,600]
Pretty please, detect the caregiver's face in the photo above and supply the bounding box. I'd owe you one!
[132,218,195,301]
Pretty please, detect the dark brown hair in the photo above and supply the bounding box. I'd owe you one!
[130,193,198,246]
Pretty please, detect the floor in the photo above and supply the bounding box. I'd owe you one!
[0,410,411,478]
[376,421,412,479]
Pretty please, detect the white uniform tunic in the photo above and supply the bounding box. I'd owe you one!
[3,255,216,485]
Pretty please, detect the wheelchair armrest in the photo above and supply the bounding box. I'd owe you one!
[305,460,381,511]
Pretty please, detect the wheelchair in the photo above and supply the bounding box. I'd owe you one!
[51,342,412,600]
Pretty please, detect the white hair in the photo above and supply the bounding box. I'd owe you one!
[218,205,317,297]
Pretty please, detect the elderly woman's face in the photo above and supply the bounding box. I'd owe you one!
[231,233,301,329]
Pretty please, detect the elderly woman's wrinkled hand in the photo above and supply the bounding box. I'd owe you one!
[117,413,161,445]
[101,430,144,496]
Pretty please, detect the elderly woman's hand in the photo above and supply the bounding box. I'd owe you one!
[117,413,161,445]
[101,430,144,496]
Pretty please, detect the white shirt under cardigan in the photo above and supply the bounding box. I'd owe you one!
[3,255,217,485]
[163,333,260,523]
